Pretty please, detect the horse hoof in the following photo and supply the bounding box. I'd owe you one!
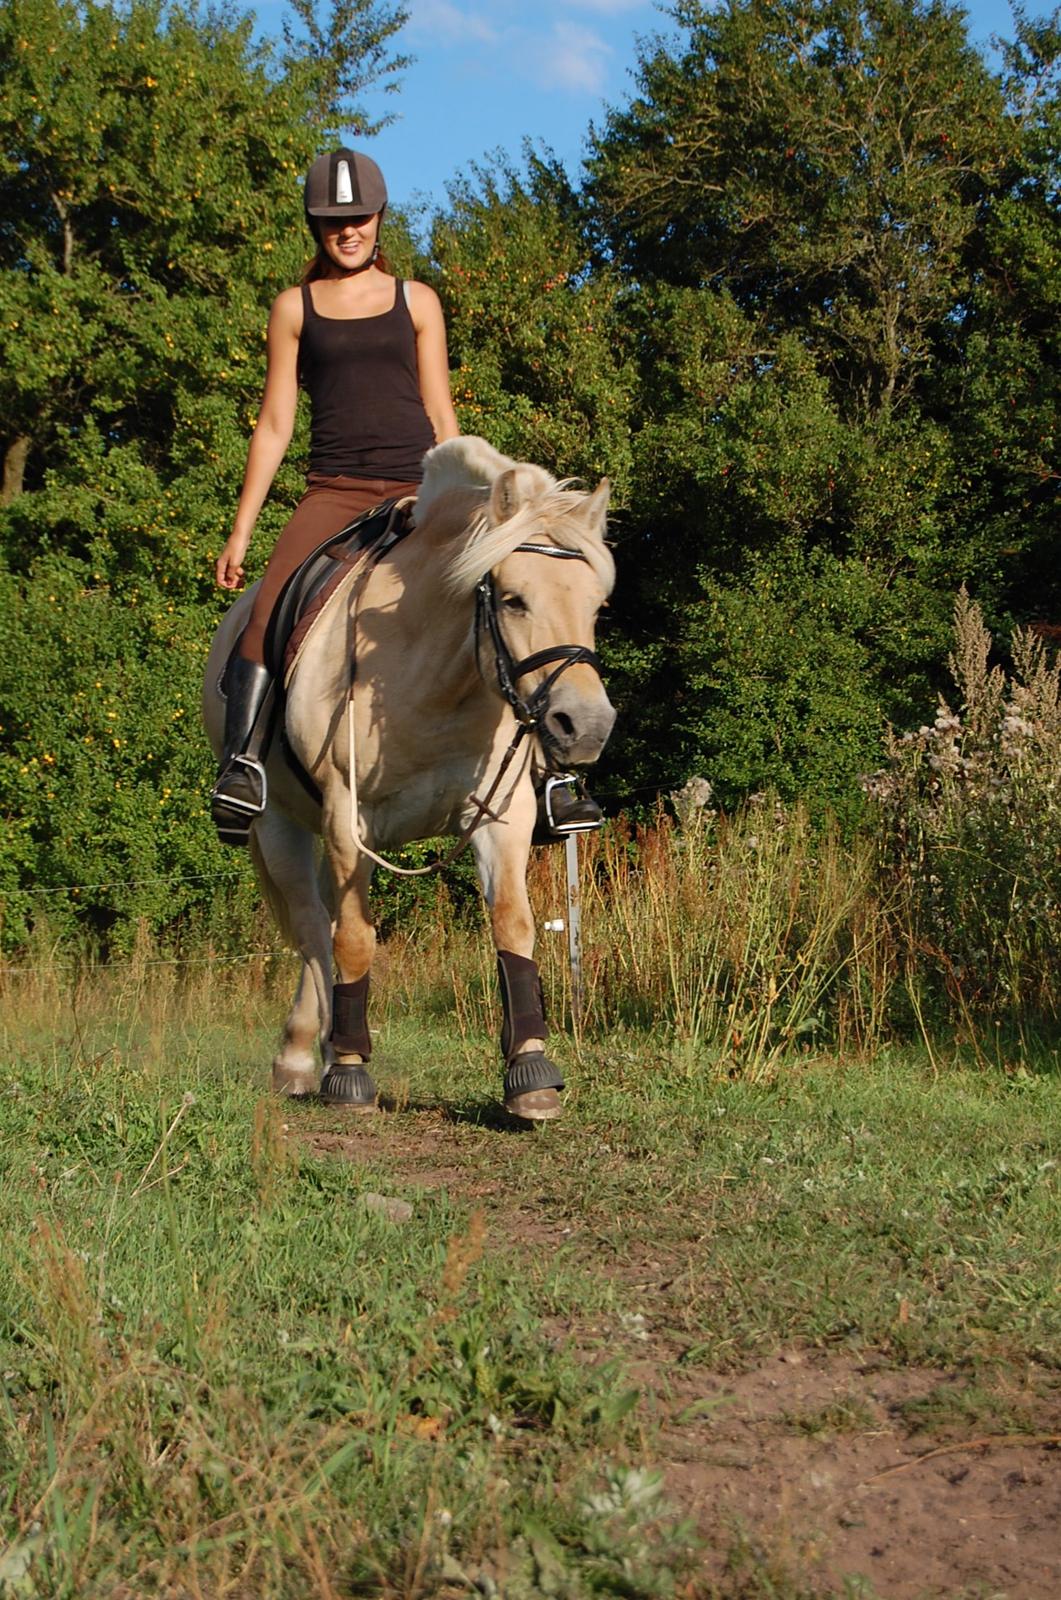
[319,1064,378,1111]
[505,1087,563,1122]
[272,1061,318,1097]
[502,1050,564,1120]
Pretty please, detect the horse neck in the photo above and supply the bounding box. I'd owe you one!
[386,523,482,704]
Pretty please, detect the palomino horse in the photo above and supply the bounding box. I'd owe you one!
[202,437,615,1120]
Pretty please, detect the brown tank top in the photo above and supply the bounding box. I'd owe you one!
[298,279,436,481]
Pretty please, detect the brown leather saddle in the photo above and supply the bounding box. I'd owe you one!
[263,496,416,681]
[224,496,416,805]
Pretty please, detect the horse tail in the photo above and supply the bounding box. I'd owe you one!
[248,829,297,949]
[249,821,334,952]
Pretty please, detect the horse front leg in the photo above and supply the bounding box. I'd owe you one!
[318,825,378,1111]
[473,815,565,1122]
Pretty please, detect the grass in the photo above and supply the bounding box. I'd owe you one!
[0,966,1058,1596]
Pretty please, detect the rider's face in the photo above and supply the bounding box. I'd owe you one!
[318,213,381,272]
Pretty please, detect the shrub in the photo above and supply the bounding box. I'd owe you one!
[865,589,1061,1032]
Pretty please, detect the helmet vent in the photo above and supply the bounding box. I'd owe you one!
[335,160,354,205]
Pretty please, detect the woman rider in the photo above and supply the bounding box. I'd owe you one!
[211,147,601,845]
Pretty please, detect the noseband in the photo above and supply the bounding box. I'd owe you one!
[474,543,603,748]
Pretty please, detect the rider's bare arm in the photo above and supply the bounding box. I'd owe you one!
[216,288,303,590]
[407,281,460,447]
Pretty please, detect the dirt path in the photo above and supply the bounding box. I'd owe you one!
[642,1349,1059,1598]
[299,1109,1061,1599]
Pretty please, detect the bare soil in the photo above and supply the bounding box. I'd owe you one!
[299,1111,1061,1599]
[645,1349,1060,1598]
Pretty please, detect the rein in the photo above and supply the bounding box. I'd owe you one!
[345,540,603,878]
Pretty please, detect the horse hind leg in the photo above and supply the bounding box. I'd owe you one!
[250,813,332,1096]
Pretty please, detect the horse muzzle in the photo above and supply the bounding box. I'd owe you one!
[540,678,616,766]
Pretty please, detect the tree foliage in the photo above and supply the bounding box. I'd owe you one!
[571,0,1061,812]
[0,0,408,949]
[1,0,1058,949]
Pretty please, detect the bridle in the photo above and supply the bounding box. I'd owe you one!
[474,542,603,751]
[345,539,606,877]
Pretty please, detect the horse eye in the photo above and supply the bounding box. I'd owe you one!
[501,593,527,613]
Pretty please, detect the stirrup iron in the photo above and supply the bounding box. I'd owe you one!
[211,754,268,846]
[538,773,603,837]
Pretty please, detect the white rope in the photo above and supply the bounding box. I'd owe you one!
[346,693,444,877]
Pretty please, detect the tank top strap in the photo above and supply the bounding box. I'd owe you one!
[300,282,315,322]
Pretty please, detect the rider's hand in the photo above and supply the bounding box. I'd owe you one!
[216,533,250,590]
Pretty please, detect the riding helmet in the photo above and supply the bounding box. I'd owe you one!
[304,149,388,223]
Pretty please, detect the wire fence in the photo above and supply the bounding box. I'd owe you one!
[0,868,275,977]
[0,948,294,977]
[9,869,245,898]
[0,779,685,977]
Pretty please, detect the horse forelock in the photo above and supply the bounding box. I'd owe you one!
[442,484,615,598]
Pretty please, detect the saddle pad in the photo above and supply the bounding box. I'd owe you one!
[262,497,416,681]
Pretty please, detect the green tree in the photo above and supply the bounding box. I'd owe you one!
[431,154,637,495]
[0,0,407,530]
[588,0,1013,417]
[579,0,1059,810]
[0,0,409,948]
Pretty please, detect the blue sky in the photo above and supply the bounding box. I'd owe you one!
[255,0,1024,214]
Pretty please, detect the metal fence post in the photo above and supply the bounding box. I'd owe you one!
[565,831,583,1029]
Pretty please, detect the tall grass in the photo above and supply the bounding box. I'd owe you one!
[317,794,895,1080]
[866,590,1061,1048]
[5,782,1055,1084]
[530,800,893,1073]
[7,591,1061,1072]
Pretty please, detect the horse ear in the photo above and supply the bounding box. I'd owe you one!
[488,464,551,525]
[571,478,610,537]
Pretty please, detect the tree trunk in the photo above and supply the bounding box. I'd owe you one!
[2,436,31,505]
[52,191,74,275]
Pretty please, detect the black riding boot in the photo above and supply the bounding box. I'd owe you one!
[533,771,604,844]
[211,656,271,847]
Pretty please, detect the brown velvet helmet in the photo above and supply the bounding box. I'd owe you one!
[303,149,388,223]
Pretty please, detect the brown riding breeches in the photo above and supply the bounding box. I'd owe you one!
[237,473,420,664]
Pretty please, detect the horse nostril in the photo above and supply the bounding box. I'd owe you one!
[551,711,576,740]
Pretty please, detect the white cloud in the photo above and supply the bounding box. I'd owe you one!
[541,20,612,94]
[404,4,618,102]
[409,0,499,45]
[564,0,646,13]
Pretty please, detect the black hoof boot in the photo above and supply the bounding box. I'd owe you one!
[533,773,603,845]
[503,1051,564,1122]
[319,1063,378,1110]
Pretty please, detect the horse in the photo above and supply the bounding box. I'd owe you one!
[202,436,616,1121]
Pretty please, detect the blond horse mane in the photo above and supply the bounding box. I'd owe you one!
[416,436,615,598]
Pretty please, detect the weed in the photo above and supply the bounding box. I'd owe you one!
[780,1395,879,1437]
[867,589,1061,1034]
